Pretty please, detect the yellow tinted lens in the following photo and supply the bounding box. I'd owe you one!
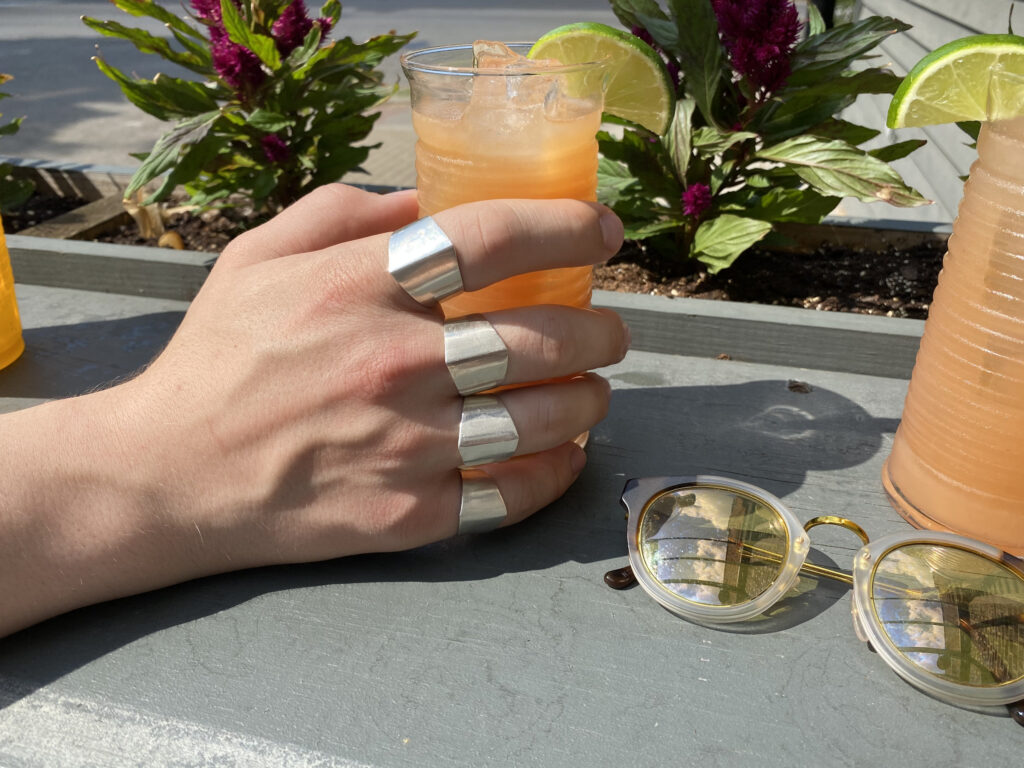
[871,544,1024,687]
[637,485,789,607]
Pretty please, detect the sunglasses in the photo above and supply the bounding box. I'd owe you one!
[607,475,1024,726]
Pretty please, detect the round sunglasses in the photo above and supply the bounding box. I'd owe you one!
[608,475,1024,726]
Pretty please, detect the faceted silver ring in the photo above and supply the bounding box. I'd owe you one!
[444,314,509,395]
[459,469,507,535]
[387,216,463,306]
[458,394,519,467]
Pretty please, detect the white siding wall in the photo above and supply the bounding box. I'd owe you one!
[834,0,1024,226]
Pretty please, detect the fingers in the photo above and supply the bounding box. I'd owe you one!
[431,198,623,292]
[222,185,419,267]
[493,374,610,458]
[486,306,630,387]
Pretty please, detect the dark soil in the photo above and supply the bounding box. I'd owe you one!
[6,194,946,320]
[3,193,85,233]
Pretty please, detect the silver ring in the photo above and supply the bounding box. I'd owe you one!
[458,394,519,467]
[444,314,509,395]
[388,216,463,306]
[459,469,507,534]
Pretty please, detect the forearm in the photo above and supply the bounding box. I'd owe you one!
[0,385,199,636]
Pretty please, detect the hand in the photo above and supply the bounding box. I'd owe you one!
[0,183,629,635]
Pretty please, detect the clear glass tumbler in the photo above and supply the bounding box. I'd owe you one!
[400,43,606,317]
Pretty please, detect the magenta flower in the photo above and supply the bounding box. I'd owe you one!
[272,0,315,56]
[211,30,266,93]
[712,0,801,96]
[682,183,712,218]
[261,134,291,163]
[190,0,227,22]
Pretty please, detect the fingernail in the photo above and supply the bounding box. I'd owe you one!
[570,444,587,475]
[599,211,624,253]
[621,322,632,357]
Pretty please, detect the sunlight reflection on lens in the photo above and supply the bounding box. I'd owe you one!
[871,544,1024,688]
[638,486,789,607]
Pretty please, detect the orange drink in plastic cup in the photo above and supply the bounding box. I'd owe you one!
[0,217,25,370]
[400,42,606,317]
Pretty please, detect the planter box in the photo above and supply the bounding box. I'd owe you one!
[5,159,929,379]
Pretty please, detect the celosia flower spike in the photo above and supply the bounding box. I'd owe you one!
[682,183,712,218]
[712,0,801,96]
[211,34,266,93]
[272,0,316,56]
[261,134,291,163]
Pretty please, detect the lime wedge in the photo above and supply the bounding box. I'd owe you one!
[529,22,675,134]
[888,34,1024,128]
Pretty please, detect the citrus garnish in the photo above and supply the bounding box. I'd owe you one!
[529,22,675,134]
[887,33,1024,128]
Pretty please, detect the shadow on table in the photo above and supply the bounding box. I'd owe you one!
[0,378,899,706]
[0,313,185,401]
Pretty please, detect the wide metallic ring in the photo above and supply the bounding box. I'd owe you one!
[458,395,519,467]
[388,216,463,306]
[444,314,509,395]
[459,469,507,535]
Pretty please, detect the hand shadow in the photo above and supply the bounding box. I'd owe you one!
[0,378,897,705]
[0,313,185,401]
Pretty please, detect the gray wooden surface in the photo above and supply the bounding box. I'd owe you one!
[1,278,1019,766]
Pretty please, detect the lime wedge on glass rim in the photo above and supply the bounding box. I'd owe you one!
[887,34,1024,128]
[528,22,675,134]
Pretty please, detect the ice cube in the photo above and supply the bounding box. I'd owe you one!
[469,40,561,114]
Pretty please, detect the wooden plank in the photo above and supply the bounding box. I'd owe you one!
[593,290,924,379]
[7,235,212,302]
[16,196,131,241]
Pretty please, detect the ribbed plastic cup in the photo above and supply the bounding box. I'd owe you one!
[0,217,25,370]
[882,116,1024,555]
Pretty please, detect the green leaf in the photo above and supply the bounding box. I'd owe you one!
[692,126,757,154]
[869,139,927,163]
[220,0,281,69]
[957,121,981,143]
[664,0,723,126]
[285,25,324,70]
[610,0,670,32]
[0,116,22,136]
[749,187,840,224]
[152,73,220,114]
[626,218,685,239]
[693,215,773,273]
[665,98,695,182]
[806,2,827,37]
[809,118,880,146]
[247,109,295,131]
[147,130,230,203]
[125,110,221,199]
[789,16,910,86]
[598,128,680,201]
[597,156,640,206]
[109,0,206,40]
[756,136,930,207]
[82,17,208,74]
[321,0,343,26]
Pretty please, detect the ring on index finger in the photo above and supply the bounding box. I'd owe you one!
[444,314,509,395]
[388,216,463,306]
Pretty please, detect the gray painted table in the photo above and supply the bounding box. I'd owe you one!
[1,259,1019,765]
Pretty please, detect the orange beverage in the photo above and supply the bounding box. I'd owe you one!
[882,116,1024,555]
[400,42,605,317]
[0,216,25,370]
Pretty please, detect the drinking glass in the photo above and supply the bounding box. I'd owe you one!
[400,43,606,317]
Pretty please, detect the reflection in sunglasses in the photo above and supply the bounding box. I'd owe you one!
[612,477,1024,727]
